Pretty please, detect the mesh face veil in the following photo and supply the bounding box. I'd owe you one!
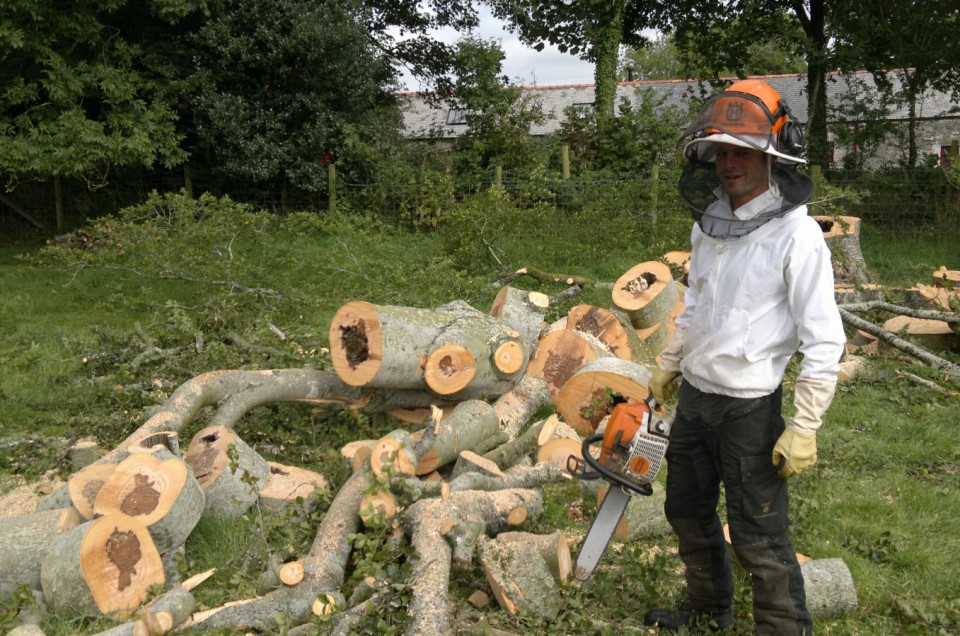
[677,80,813,238]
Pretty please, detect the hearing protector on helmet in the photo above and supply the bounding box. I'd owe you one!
[775,101,804,156]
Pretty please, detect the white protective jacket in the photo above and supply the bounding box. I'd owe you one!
[665,191,846,402]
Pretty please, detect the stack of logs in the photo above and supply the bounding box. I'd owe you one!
[1,232,894,634]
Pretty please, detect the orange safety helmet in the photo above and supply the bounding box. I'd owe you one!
[681,79,804,163]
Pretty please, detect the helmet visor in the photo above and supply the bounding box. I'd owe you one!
[681,92,778,153]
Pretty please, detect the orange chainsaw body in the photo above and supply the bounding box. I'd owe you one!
[598,400,670,485]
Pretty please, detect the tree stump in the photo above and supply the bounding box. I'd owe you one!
[328,301,527,397]
[933,266,960,288]
[566,304,645,363]
[0,508,82,595]
[815,215,870,286]
[183,425,270,520]
[93,451,204,555]
[68,463,118,520]
[882,315,957,351]
[556,357,656,434]
[40,514,165,619]
[415,400,501,475]
[526,329,611,401]
[612,261,678,329]
[489,286,550,353]
[476,533,562,621]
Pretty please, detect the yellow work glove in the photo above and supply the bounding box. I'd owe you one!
[772,428,817,478]
[650,368,681,405]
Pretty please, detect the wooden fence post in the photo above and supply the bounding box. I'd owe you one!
[561,145,570,181]
[494,164,503,189]
[328,162,337,213]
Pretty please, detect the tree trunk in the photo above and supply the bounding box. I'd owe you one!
[526,329,612,401]
[68,463,118,520]
[612,261,677,329]
[41,514,165,619]
[482,416,557,470]
[566,304,646,363]
[476,533,562,621]
[259,462,328,515]
[327,301,527,396]
[557,357,656,434]
[815,216,870,286]
[489,286,550,353]
[93,451,204,554]
[933,266,960,289]
[492,374,552,440]
[183,425,270,520]
[415,400,501,475]
[0,508,81,595]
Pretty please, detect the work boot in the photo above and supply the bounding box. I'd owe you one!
[644,600,733,632]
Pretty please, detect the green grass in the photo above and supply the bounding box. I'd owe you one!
[1,192,959,634]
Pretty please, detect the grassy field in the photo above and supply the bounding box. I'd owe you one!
[0,192,958,634]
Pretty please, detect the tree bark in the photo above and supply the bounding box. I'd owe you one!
[815,215,870,286]
[489,286,550,354]
[476,533,561,621]
[415,400,501,475]
[0,508,81,595]
[183,425,270,520]
[492,374,552,440]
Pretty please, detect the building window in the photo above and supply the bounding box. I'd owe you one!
[940,144,956,168]
[446,109,469,125]
[570,103,594,118]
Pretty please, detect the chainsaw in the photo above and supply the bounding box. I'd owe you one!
[566,395,672,582]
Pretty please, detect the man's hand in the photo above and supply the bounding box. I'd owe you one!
[650,369,681,405]
[772,429,817,478]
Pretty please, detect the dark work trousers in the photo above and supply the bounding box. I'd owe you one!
[663,380,813,636]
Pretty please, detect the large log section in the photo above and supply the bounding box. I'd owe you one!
[328,301,528,397]
[612,260,677,329]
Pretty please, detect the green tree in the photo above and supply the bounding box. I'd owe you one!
[185,0,397,195]
[488,0,658,119]
[657,1,835,166]
[622,30,806,81]
[449,36,546,175]
[832,1,960,167]
[0,0,187,228]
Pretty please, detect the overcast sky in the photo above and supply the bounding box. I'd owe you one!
[396,6,598,92]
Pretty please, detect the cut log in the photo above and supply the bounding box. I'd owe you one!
[493,374,552,440]
[845,329,879,356]
[93,451,204,554]
[259,462,328,514]
[182,425,270,520]
[93,585,198,636]
[68,463,118,520]
[68,437,106,471]
[40,514,165,619]
[359,488,398,524]
[910,283,959,310]
[328,301,527,397]
[476,533,561,621]
[483,416,557,470]
[537,438,583,475]
[837,355,867,382]
[386,404,457,426]
[279,560,305,586]
[566,304,645,363]
[443,513,487,567]
[340,440,376,473]
[526,329,612,401]
[402,488,544,636]
[933,266,960,288]
[596,482,669,543]
[495,531,573,583]
[815,215,870,286]
[370,429,418,478]
[557,357,656,434]
[449,450,506,481]
[0,508,82,595]
[612,261,677,329]
[489,286,551,353]
[882,315,958,350]
[801,558,859,618]
[415,400,501,475]
[448,461,568,494]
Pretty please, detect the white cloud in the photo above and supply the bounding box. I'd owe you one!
[395,7,596,91]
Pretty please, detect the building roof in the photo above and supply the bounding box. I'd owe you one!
[399,71,959,140]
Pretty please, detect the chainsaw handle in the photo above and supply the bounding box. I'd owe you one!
[575,433,654,497]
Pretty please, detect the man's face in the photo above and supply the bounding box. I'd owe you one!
[714,142,769,210]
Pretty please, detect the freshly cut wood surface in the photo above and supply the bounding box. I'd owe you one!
[536,438,583,475]
[612,261,677,329]
[68,463,117,520]
[259,462,328,513]
[882,315,957,350]
[183,425,269,519]
[93,451,204,554]
[41,514,164,619]
[526,329,611,401]
[566,304,642,362]
[557,357,655,434]
[933,266,960,288]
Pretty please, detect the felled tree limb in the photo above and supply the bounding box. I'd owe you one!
[493,374,552,440]
[483,416,557,470]
[501,267,606,288]
[839,301,960,327]
[838,308,960,379]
